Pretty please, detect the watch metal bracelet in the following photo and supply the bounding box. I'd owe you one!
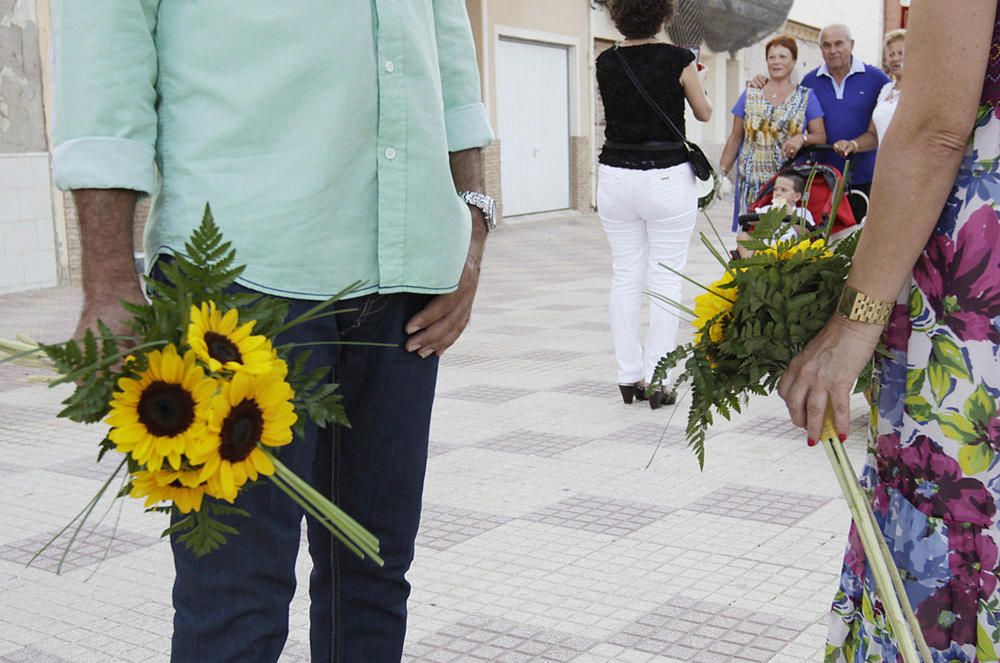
[837,285,893,326]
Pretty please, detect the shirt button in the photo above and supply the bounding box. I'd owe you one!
[385,147,397,160]
[385,60,395,73]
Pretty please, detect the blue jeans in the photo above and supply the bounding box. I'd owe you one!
[169,291,438,663]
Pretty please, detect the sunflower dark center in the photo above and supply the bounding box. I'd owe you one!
[137,381,196,437]
[205,331,243,364]
[219,400,264,463]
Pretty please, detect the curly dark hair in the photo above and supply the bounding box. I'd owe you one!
[593,0,678,40]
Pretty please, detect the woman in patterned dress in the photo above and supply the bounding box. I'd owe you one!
[719,35,827,231]
[778,1,1000,659]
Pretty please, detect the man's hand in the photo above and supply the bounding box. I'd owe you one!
[749,75,768,89]
[74,284,147,341]
[404,242,482,358]
[406,147,488,357]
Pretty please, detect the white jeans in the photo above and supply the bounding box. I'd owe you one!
[597,163,698,386]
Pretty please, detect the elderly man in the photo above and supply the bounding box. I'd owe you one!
[51,2,495,662]
[801,24,891,221]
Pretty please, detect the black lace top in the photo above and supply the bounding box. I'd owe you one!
[597,43,695,170]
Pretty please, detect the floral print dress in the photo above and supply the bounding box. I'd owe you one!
[731,85,821,230]
[826,11,1000,662]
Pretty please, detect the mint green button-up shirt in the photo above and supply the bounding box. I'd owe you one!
[52,1,494,300]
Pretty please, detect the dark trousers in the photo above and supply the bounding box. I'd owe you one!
[169,291,438,663]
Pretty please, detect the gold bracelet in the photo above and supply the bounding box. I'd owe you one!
[849,139,859,152]
[837,286,893,326]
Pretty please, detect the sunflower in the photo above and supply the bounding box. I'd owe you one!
[189,361,297,502]
[106,345,216,472]
[762,237,833,261]
[187,301,276,374]
[130,468,209,514]
[692,271,738,345]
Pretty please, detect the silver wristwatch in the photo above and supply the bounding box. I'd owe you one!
[459,191,497,233]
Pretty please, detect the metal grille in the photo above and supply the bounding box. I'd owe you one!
[584,0,786,54]
[669,0,795,52]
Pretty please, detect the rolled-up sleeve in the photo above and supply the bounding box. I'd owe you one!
[52,0,160,193]
[432,0,494,152]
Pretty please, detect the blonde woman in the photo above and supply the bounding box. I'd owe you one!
[833,29,906,158]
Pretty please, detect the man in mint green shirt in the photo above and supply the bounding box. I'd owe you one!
[53,2,495,661]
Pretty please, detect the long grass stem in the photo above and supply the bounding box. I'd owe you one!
[821,409,928,663]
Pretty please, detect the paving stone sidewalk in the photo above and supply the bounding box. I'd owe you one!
[0,205,867,662]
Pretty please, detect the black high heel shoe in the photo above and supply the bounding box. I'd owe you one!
[619,384,637,404]
[648,388,677,410]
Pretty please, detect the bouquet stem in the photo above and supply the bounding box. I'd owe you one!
[821,412,932,663]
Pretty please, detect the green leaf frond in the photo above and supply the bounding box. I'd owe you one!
[163,502,251,557]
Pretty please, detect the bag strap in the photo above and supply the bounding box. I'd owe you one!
[613,45,691,149]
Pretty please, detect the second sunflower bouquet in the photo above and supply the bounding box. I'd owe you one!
[650,207,932,662]
[0,206,382,567]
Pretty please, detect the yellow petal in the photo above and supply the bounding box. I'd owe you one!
[231,320,256,342]
[219,462,235,501]
[250,448,275,476]
[220,308,239,334]
[231,462,248,487]
[197,455,221,482]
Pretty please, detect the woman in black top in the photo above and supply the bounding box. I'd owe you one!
[594,0,712,408]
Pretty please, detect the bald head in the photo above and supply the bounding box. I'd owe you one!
[820,24,853,42]
[819,23,855,77]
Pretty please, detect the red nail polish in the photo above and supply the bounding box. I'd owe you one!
[838,433,847,443]
[807,438,816,447]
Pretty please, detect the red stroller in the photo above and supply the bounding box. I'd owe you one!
[738,145,865,241]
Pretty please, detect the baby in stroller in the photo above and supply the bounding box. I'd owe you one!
[734,171,815,258]
[733,145,862,259]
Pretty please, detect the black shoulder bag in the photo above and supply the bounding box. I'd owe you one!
[613,46,714,182]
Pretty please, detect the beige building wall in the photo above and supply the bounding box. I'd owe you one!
[0,0,58,294]
[471,0,592,218]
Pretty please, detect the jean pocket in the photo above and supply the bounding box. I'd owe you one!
[647,170,686,209]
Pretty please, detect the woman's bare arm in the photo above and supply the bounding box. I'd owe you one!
[778,0,998,441]
[719,115,744,175]
[680,62,713,122]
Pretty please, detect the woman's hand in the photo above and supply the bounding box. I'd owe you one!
[833,139,858,157]
[777,315,882,444]
[780,133,806,159]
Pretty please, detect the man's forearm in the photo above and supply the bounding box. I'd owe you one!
[73,189,141,302]
[449,148,487,262]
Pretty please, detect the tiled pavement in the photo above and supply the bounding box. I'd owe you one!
[0,206,869,662]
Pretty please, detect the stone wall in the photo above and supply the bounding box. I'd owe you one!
[0,0,58,294]
[569,135,591,213]
[482,140,503,222]
[0,0,46,153]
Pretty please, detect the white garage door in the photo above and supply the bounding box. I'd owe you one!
[497,38,570,217]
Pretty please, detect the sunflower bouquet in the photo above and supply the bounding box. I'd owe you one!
[651,209,932,662]
[0,206,382,567]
